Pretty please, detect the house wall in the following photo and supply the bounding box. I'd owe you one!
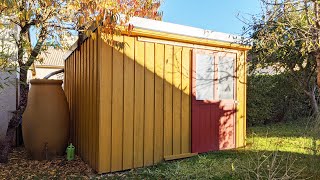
[64,32,247,174]
[0,20,18,142]
[27,67,64,81]
[0,71,17,141]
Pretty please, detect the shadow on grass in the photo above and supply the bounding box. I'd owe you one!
[99,121,320,180]
[100,150,320,180]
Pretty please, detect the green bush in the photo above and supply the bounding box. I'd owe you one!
[247,74,312,126]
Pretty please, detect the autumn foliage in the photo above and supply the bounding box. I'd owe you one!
[0,0,162,163]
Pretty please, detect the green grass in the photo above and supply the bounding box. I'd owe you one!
[101,120,320,179]
[3,120,319,179]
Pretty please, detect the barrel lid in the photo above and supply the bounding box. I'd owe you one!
[30,79,63,85]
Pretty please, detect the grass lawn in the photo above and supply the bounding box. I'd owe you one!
[1,120,320,179]
[103,120,320,179]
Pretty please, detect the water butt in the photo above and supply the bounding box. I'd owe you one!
[22,79,70,160]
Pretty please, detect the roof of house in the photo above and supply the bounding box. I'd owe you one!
[35,48,66,67]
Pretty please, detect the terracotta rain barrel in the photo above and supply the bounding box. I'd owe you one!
[22,79,70,160]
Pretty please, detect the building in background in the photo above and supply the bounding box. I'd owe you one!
[0,19,18,141]
[27,48,66,80]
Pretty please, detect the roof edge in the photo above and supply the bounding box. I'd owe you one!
[128,17,251,47]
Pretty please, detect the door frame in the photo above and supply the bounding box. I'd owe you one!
[191,48,237,152]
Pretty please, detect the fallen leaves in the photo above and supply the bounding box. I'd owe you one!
[0,147,95,179]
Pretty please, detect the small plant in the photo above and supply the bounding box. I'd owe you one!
[234,151,306,180]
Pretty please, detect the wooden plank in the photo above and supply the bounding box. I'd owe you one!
[164,153,198,161]
[76,50,79,153]
[65,57,69,139]
[181,47,191,153]
[123,36,135,170]
[88,38,94,169]
[79,43,84,157]
[111,35,124,172]
[93,36,99,170]
[70,54,74,144]
[236,51,245,148]
[83,40,87,161]
[74,53,77,147]
[98,37,112,173]
[154,43,164,163]
[91,36,100,171]
[64,58,68,111]
[84,40,88,162]
[70,54,74,145]
[172,46,182,155]
[164,45,173,156]
[134,39,145,168]
[88,40,92,165]
[244,51,247,147]
[144,42,155,166]
[75,50,79,151]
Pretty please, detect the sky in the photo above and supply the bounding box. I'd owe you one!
[160,0,262,35]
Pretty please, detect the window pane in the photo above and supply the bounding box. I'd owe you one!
[195,54,214,100]
[218,56,234,100]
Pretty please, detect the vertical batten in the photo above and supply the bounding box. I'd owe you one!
[181,47,191,153]
[93,36,99,170]
[79,43,84,157]
[75,50,79,152]
[111,35,124,172]
[134,39,145,168]
[88,38,93,169]
[98,37,112,172]
[173,46,182,155]
[87,39,92,167]
[123,36,135,170]
[144,42,155,166]
[84,40,89,162]
[236,51,246,148]
[154,43,165,163]
[164,45,173,156]
[71,54,75,144]
[244,51,247,147]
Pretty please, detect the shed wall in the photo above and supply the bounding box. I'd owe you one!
[97,36,192,173]
[64,33,247,174]
[64,37,99,170]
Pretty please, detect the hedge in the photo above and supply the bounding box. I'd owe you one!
[247,74,312,126]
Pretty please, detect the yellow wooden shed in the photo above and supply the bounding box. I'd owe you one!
[64,17,250,173]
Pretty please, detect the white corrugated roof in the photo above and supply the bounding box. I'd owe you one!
[128,17,246,44]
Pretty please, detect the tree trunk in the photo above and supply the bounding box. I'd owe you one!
[0,67,29,163]
[316,53,320,90]
[305,90,319,116]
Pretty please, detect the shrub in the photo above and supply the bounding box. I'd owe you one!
[247,74,311,126]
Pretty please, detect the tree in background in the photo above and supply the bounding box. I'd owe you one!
[0,0,161,163]
[245,0,320,114]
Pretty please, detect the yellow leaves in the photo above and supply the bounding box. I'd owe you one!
[85,30,92,37]
[231,163,235,171]
[91,33,96,40]
[79,17,84,25]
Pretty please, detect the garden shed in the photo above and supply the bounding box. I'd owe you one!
[64,17,250,173]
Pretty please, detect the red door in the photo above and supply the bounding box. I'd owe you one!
[191,49,236,153]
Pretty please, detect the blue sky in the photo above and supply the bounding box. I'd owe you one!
[160,0,261,35]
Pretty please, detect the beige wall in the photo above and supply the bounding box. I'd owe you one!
[0,71,17,141]
[27,67,64,80]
